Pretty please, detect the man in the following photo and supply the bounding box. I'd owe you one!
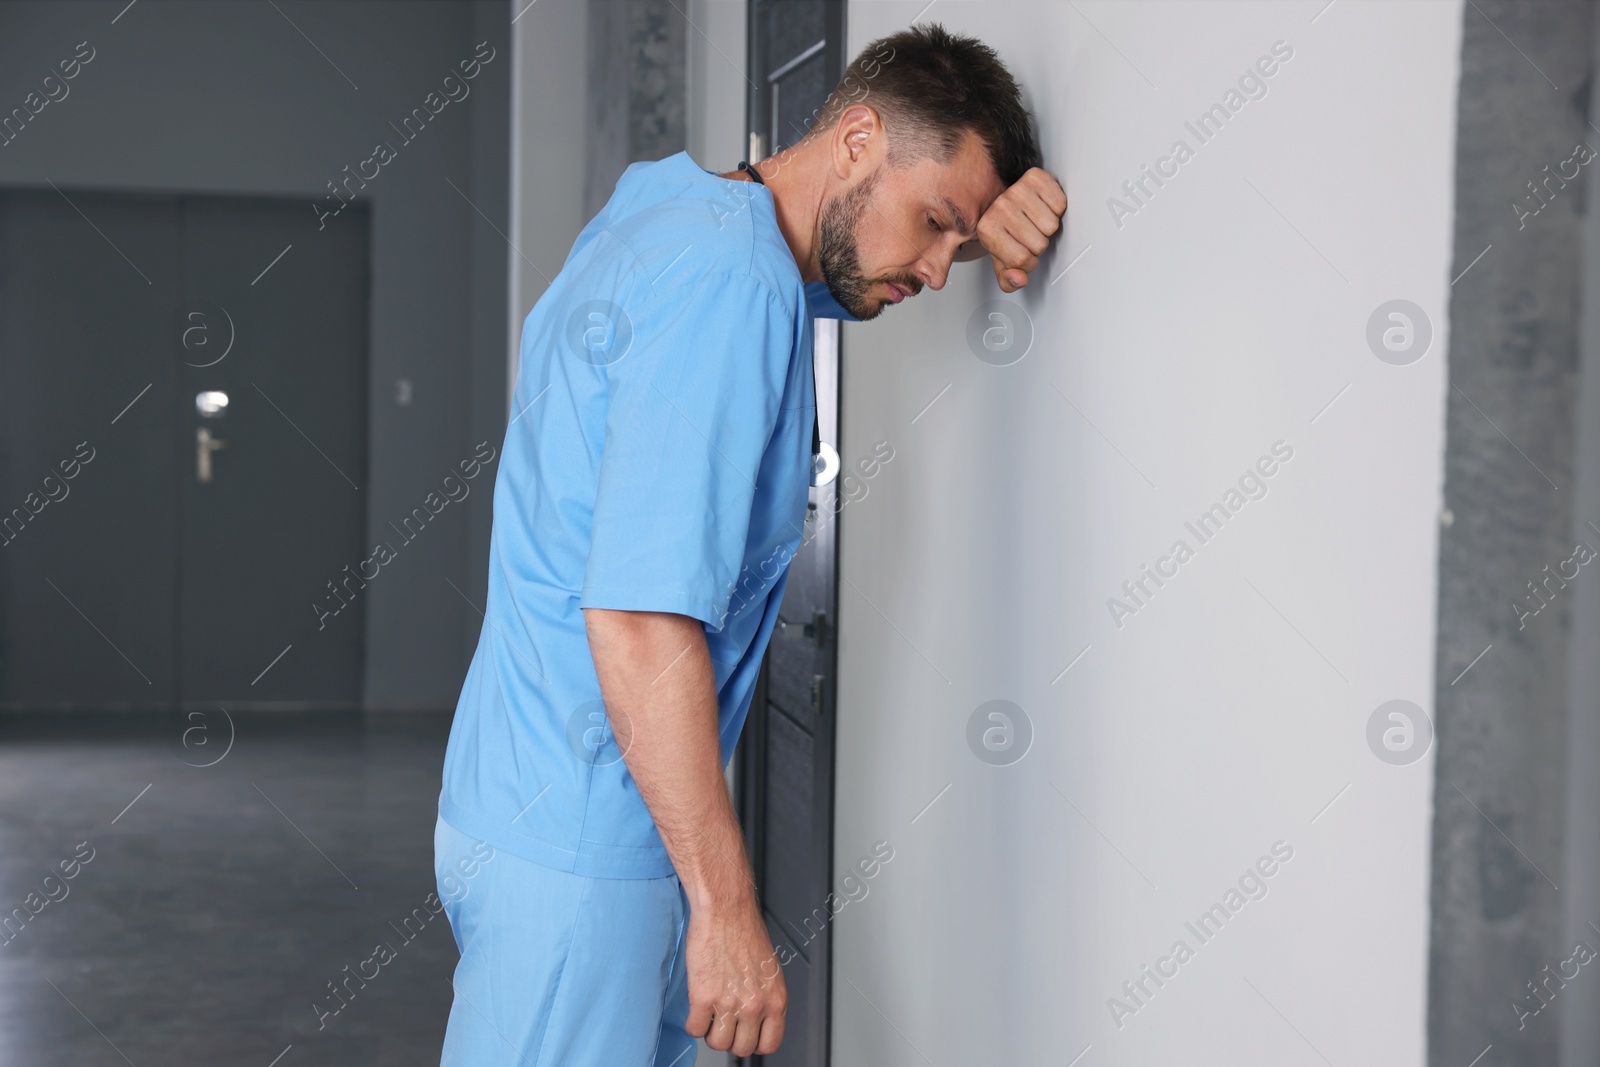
[434,22,1066,1065]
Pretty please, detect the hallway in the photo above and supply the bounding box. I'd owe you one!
[0,713,455,1066]
[3,0,1599,1062]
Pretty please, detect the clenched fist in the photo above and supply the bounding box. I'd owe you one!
[684,896,788,1056]
[956,166,1068,292]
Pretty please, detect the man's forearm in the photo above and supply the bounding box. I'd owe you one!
[583,608,754,913]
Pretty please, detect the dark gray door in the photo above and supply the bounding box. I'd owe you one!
[737,3,845,1064]
[0,190,183,707]
[175,197,370,706]
[0,189,370,711]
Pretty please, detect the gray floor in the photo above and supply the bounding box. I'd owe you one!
[0,711,457,1066]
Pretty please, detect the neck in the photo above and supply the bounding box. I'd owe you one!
[719,143,828,283]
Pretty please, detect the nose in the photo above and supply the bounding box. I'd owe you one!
[920,234,969,292]
[916,254,948,292]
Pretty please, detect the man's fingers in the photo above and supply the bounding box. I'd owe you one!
[757,1011,787,1056]
[706,993,781,1057]
[1016,189,1064,242]
[992,169,1066,242]
[685,982,738,1043]
[983,212,1048,259]
[995,266,1028,293]
[1021,166,1069,217]
[984,224,1040,278]
[978,205,1053,280]
[685,995,714,1040]
[956,166,1069,292]
[733,991,786,1058]
[995,260,1033,289]
[730,1012,767,1058]
[1012,212,1053,256]
[702,1004,740,1051]
[978,170,1068,291]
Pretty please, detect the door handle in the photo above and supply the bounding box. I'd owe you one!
[774,610,828,649]
[196,426,227,484]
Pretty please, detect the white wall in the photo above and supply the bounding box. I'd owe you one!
[509,0,590,399]
[514,0,744,387]
[833,2,1461,1064]
[687,0,749,173]
[686,12,747,1066]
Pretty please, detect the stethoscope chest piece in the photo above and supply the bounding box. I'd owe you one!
[810,442,839,487]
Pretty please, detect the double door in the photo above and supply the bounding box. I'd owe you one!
[0,189,370,709]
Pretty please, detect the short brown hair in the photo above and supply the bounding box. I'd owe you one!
[811,23,1041,188]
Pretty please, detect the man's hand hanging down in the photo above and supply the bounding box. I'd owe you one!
[584,608,787,1058]
[955,166,1069,292]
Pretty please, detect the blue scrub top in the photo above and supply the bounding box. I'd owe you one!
[440,151,856,878]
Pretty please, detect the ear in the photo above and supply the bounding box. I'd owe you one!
[830,103,885,179]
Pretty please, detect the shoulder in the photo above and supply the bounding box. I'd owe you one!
[621,267,799,354]
[604,187,798,312]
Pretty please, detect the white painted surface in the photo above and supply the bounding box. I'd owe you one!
[686,8,748,1065]
[688,0,750,174]
[509,0,590,401]
[833,2,1461,1064]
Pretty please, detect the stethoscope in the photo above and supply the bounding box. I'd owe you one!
[739,161,839,488]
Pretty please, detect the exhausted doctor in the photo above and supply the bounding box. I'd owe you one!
[434,21,1067,1065]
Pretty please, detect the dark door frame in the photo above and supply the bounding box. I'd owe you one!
[735,2,847,1064]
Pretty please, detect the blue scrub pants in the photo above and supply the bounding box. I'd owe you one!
[434,814,699,1066]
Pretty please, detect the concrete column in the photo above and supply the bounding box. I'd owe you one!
[1429,3,1595,1064]
[1563,6,1600,1065]
[585,0,686,220]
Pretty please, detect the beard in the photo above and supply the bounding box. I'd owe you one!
[817,169,919,321]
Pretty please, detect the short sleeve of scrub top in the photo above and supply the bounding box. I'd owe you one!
[579,272,798,630]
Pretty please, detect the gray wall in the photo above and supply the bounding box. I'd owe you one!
[0,0,510,709]
[1566,7,1600,1061]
